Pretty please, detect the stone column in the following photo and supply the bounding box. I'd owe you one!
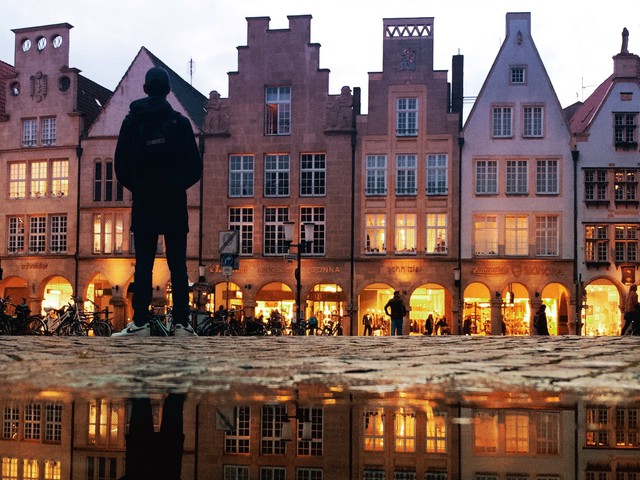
[490,297,503,335]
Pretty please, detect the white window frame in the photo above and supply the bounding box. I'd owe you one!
[492,107,512,138]
[475,160,498,195]
[396,98,418,136]
[224,465,250,480]
[523,106,544,138]
[22,118,37,147]
[395,213,416,254]
[263,207,289,256]
[426,213,447,254]
[264,154,290,197]
[265,86,291,136]
[224,406,251,454]
[510,66,526,84]
[426,154,448,195]
[9,162,27,199]
[41,117,56,146]
[537,160,558,195]
[396,154,417,196]
[394,408,416,453]
[364,408,385,452]
[614,169,637,201]
[365,155,387,196]
[614,112,637,144]
[7,217,25,254]
[93,213,124,255]
[300,206,325,255]
[585,225,609,263]
[50,214,67,254]
[260,405,287,455]
[505,215,528,256]
[614,224,638,263]
[296,407,323,456]
[51,160,69,197]
[535,215,559,257]
[474,215,498,256]
[505,412,529,453]
[229,155,254,197]
[29,216,46,254]
[506,160,528,194]
[365,214,386,254]
[30,161,48,198]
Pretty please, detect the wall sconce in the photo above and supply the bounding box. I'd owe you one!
[281,407,313,442]
[244,284,252,290]
[114,285,120,293]
[453,268,461,288]
[534,291,540,298]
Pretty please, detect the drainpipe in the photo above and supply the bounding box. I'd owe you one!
[197,131,205,268]
[74,140,83,295]
[349,88,361,336]
[572,146,582,335]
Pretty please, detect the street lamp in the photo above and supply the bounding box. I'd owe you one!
[283,221,315,325]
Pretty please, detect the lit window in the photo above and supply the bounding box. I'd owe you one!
[394,408,416,452]
[475,160,497,194]
[30,161,47,197]
[229,208,254,255]
[474,215,497,256]
[426,409,447,453]
[426,213,447,254]
[426,154,448,195]
[396,98,418,136]
[506,160,528,194]
[585,225,609,263]
[615,407,639,447]
[364,408,385,451]
[395,213,416,254]
[473,410,498,453]
[505,215,528,256]
[1,458,18,480]
[44,460,61,480]
[300,153,326,196]
[523,106,543,137]
[396,154,417,195]
[9,162,27,199]
[22,459,39,480]
[265,86,291,135]
[51,160,69,197]
[505,413,529,453]
[229,155,254,197]
[614,225,638,263]
[614,169,637,202]
[93,213,124,255]
[88,399,120,446]
[586,406,609,447]
[492,107,512,138]
[264,154,289,197]
[365,214,386,254]
[366,155,387,195]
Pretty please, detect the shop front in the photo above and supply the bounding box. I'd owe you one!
[582,278,622,336]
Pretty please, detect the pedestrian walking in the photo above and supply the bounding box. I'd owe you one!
[384,291,407,336]
[533,304,550,336]
[622,284,639,335]
[113,66,202,337]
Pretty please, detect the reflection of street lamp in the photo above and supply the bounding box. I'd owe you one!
[283,221,315,324]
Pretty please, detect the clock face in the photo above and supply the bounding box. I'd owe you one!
[37,37,47,51]
[52,35,63,48]
[21,39,31,52]
[58,76,71,92]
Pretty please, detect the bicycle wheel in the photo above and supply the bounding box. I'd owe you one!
[0,316,12,335]
[24,316,47,335]
[89,320,112,337]
[69,320,88,336]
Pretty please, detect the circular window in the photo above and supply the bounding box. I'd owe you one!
[58,76,70,92]
[10,82,20,96]
[21,38,31,52]
[36,36,47,51]
[52,35,63,48]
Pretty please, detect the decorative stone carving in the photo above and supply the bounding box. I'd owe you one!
[326,86,352,131]
[204,90,229,134]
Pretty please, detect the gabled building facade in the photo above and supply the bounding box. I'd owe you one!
[460,13,575,336]
[570,28,640,336]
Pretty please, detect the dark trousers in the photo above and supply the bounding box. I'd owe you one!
[123,394,185,480]
[133,232,190,325]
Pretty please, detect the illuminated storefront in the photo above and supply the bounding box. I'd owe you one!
[583,279,621,336]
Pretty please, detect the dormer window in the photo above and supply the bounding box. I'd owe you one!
[510,66,526,85]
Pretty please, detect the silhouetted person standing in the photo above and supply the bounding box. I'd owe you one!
[534,304,550,336]
[385,291,407,336]
[114,67,202,337]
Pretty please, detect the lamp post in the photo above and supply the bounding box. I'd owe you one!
[283,221,315,325]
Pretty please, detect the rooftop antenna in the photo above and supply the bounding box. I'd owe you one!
[581,75,596,102]
[188,58,195,86]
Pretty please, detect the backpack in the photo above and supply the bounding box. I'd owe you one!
[134,111,183,184]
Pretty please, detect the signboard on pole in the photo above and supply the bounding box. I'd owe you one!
[219,230,239,255]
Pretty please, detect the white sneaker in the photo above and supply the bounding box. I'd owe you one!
[112,322,151,337]
[174,323,197,337]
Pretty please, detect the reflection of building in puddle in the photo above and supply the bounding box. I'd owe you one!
[0,388,639,479]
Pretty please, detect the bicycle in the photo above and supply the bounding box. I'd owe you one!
[147,306,174,336]
[80,297,113,337]
[322,317,343,336]
[0,296,46,335]
[42,298,88,336]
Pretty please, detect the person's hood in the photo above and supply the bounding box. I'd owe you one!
[128,96,174,120]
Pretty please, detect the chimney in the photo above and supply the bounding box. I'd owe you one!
[451,54,464,129]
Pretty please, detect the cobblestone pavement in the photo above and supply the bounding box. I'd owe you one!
[1,336,639,400]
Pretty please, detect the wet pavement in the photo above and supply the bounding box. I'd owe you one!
[2,336,639,400]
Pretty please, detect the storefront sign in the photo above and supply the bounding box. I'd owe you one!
[471,264,564,277]
[20,262,49,270]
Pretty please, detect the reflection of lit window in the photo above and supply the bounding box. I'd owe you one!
[1,458,18,479]
[3,405,19,440]
[261,405,287,455]
[393,471,416,480]
[24,404,41,440]
[22,459,39,480]
[364,408,385,451]
[296,468,323,480]
[88,399,119,446]
[297,407,323,456]
[44,460,61,480]
[260,466,286,480]
[224,465,250,480]
[225,406,250,454]
[473,411,498,453]
[363,470,385,480]
[505,413,529,453]
[44,404,62,443]
[535,412,559,454]
[586,406,609,447]
[394,408,415,452]
[426,409,447,453]
[616,407,639,447]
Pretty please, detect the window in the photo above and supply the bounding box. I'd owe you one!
[31,161,47,197]
[426,409,447,453]
[300,153,326,196]
[87,457,118,480]
[94,160,123,202]
[505,413,529,453]
[396,155,417,195]
[510,66,526,84]
[264,154,290,197]
[44,403,62,443]
[535,216,559,256]
[473,411,498,453]
[363,470,385,480]
[492,107,512,138]
[474,215,498,256]
[585,225,609,263]
[229,155,254,197]
[394,471,416,480]
[585,472,609,480]
[364,408,385,451]
[264,207,289,255]
[425,473,447,480]
[3,405,19,440]
[614,170,637,202]
[261,405,287,454]
[394,408,416,452]
[88,399,119,446]
[23,459,39,480]
[51,160,68,197]
[265,86,291,135]
[505,215,528,256]
[297,468,323,480]
[24,404,41,440]
[475,160,498,194]
[7,217,25,254]
[224,406,251,454]
[397,98,418,136]
[523,106,544,137]
[614,112,637,145]
[537,160,558,194]
[224,465,250,480]
[426,213,447,254]
[41,117,56,146]
[395,214,416,254]
[23,119,37,147]
[615,225,638,263]
[44,460,61,480]
[229,208,254,255]
[9,162,27,199]
[93,213,124,255]
[50,215,67,253]
[475,476,498,480]
[615,407,639,447]
[586,406,609,446]
[29,217,46,254]
[1,457,18,480]
[301,207,325,255]
[426,154,448,195]
[535,412,559,454]
[365,214,386,254]
[506,160,528,194]
[297,407,323,456]
[585,170,608,202]
[366,155,387,195]
[261,467,286,480]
